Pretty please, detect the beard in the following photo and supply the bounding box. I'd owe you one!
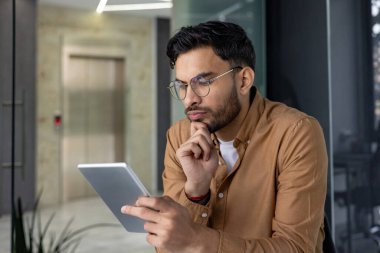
[185,84,241,133]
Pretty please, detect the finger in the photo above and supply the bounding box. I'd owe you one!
[186,126,214,157]
[146,230,172,249]
[121,205,160,223]
[189,136,212,161]
[144,221,157,233]
[190,122,208,136]
[146,233,161,248]
[134,196,174,212]
[144,221,164,235]
[190,128,213,146]
[177,142,203,159]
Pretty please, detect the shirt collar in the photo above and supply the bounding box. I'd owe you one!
[234,87,264,147]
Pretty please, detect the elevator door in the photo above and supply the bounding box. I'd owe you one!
[62,55,125,202]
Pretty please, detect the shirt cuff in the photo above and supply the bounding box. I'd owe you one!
[178,189,212,225]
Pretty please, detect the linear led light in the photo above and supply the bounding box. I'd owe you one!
[103,3,173,12]
[96,0,108,13]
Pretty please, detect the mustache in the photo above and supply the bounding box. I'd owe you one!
[184,105,211,114]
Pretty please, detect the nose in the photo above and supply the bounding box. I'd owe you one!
[183,85,201,108]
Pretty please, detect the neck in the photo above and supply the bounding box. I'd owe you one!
[215,98,250,141]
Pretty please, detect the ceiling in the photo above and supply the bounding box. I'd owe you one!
[38,0,172,18]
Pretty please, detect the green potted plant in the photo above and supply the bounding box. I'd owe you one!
[12,194,114,253]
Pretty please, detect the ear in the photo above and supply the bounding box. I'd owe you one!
[238,67,254,96]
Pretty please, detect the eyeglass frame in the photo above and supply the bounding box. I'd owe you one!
[167,66,243,100]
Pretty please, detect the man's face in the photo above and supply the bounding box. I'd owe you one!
[175,47,241,133]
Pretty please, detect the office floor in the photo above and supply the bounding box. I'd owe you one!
[0,197,155,253]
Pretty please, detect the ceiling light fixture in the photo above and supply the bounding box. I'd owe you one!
[103,3,173,12]
[96,0,108,13]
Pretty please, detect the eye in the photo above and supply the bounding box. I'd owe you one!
[175,81,187,90]
[194,77,209,86]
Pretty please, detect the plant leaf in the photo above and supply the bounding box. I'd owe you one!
[48,232,57,252]
[13,197,29,253]
[53,218,74,252]
[68,238,82,253]
[29,191,43,253]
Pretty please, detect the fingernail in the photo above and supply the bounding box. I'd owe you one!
[121,205,129,213]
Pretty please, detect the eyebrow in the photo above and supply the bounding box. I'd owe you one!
[175,71,214,83]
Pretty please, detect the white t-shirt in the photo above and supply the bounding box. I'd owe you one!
[218,139,239,173]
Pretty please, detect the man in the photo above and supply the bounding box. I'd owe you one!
[122,21,328,253]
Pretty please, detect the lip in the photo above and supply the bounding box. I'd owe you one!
[187,111,207,121]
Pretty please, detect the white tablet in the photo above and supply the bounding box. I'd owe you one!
[78,162,150,233]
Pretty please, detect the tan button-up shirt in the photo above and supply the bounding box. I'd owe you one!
[162,91,328,253]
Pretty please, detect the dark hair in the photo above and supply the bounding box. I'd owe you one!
[166,21,256,71]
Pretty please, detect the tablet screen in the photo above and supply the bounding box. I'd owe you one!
[78,163,150,233]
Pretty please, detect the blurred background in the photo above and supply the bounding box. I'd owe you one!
[1,0,380,252]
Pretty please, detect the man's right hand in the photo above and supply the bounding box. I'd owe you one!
[176,122,219,197]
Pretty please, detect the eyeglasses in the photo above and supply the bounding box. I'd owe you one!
[168,66,242,100]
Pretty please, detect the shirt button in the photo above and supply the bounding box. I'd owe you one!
[218,192,224,199]
[201,212,208,218]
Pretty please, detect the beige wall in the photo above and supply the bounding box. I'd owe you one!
[37,4,155,206]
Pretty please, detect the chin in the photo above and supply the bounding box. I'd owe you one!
[205,122,218,133]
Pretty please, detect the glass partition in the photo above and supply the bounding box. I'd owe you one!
[0,0,36,252]
[330,0,380,252]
